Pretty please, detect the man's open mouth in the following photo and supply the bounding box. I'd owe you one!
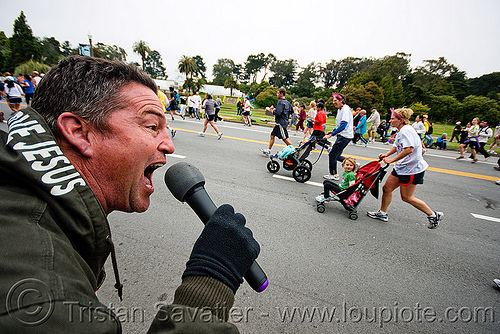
[144,163,164,189]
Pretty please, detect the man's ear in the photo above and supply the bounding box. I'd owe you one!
[57,112,95,157]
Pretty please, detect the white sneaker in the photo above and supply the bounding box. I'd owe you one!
[261,148,271,156]
[217,132,223,140]
[316,195,327,202]
[323,174,339,181]
[494,279,500,288]
[367,210,389,222]
[198,132,205,137]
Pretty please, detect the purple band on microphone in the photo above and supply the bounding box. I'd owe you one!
[256,279,269,292]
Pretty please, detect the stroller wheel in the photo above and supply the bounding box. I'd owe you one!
[267,160,280,173]
[301,159,313,171]
[293,165,311,183]
[317,203,325,213]
[349,212,358,220]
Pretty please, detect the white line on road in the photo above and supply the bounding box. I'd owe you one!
[471,213,500,223]
[272,174,323,187]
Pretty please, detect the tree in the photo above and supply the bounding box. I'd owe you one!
[336,57,374,89]
[193,55,206,78]
[182,78,196,94]
[93,43,127,61]
[429,95,462,122]
[341,81,384,110]
[418,57,458,77]
[410,102,431,117]
[320,59,339,88]
[10,11,40,68]
[224,76,239,96]
[367,52,411,82]
[462,95,500,124]
[0,31,11,72]
[38,37,63,65]
[469,72,500,100]
[446,71,469,101]
[261,53,276,82]
[144,50,167,79]
[244,53,265,83]
[178,55,198,82]
[61,41,77,57]
[291,62,317,97]
[132,40,150,70]
[212,58,235,86]
[194,77,207,92]
[269,59,297,88]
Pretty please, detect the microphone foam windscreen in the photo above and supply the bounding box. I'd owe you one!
[164,162,206,202]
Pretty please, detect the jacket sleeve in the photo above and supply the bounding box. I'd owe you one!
[147,276,239,333]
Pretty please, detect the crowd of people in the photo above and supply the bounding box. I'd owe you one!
[1,56,498,333]
[0,71,44,116]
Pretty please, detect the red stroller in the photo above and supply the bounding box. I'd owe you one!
[316,160,389,220]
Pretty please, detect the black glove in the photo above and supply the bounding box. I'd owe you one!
[182,204,260,293]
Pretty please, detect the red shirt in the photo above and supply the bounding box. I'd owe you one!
[313,109,327,131]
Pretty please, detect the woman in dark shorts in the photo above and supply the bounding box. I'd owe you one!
[198,93,223,139]
[367,107,443,229]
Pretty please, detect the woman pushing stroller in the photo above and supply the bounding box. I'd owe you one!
[367,107,443,229]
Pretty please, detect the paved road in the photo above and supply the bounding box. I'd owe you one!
[3,104,500,333]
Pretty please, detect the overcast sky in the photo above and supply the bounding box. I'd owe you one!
[2,0,499,81]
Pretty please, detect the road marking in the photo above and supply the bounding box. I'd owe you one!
[272,174,323,187]
[471,213,500,223]
[171,127,499,182]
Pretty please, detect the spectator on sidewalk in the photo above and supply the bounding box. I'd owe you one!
[433,133,448,150]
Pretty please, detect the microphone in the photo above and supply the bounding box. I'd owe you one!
[164,162,268,293]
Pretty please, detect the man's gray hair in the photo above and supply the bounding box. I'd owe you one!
[32,56,157,137]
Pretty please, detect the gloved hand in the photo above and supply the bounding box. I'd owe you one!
[182,204,260,293]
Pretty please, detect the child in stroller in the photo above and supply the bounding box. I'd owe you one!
[316,159,388,220]
[316,157,357,203]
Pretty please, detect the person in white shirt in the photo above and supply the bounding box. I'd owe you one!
[192,92,202,120]
[323,93,354,181]
[4,79,24,113]
[367,107,443,229]
[412,115,426,139]
[366,107,381,143]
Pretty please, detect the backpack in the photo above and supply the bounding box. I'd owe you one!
[426,125,433,135]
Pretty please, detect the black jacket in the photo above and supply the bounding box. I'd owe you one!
[0,108,237,333]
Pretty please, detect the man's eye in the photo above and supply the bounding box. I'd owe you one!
[147,125,158,131]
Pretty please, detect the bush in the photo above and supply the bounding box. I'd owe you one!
[255,91,277,108]
[14,59,51,76]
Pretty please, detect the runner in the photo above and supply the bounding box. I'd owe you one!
[367,107,443,229]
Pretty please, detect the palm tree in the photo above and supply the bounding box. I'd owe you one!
[224,76,239,96]
[133,40,150,70]
[178,56,198,80]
